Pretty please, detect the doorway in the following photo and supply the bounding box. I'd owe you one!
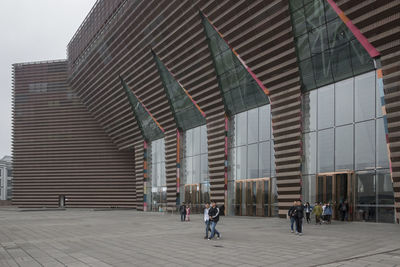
[184,184,209,213]
[316,172,354,220]
[234,178,271,217]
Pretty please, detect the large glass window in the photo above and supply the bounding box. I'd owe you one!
[180,125,209,210]
[228,105,277,216]
[150,138,166,211]
[302,71,394,223]
[289,0,375,91]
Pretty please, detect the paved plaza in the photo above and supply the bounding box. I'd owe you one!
[0,208,399,267]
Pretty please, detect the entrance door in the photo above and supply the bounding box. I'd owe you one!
[234,178,271,217]
[316,172,354,220]
[184,184,201,213]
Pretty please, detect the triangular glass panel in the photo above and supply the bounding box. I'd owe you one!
[200,11,269,116]
[289,0,375,91]
[120,76,164,141]
[152,51,206,131]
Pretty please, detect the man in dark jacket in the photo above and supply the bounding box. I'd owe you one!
[179,202,186,222]
[294,200,304,235]
[208,200,221,240]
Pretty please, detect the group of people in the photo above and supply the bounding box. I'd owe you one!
[289,200,350,234]
[179,200,221,240]
[178,202,191,221]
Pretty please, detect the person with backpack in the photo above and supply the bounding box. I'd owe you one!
[179,202,186,222]
[208,200,221,240]
[288,200,297,233]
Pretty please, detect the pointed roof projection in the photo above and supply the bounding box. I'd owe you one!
[200,11,269,116]
[289,0,376,91]
[119,76,164,141]
[152,50,206,131]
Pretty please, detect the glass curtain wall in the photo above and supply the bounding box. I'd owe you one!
[289,0,375,91]
[227,105,277,216]
[149,138,167,212]
[302,71,394,222]
[180,125,209,212]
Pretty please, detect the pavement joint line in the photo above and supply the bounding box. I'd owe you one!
[309,248,400,267]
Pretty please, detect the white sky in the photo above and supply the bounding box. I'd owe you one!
[0,0,97,158]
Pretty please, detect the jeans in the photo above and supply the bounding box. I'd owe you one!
[209,221,220,239]
[205,220,210,238]
[180,213,186,221]
[290,217,296,231]
[305,212,311,223]
[295,217,303,233]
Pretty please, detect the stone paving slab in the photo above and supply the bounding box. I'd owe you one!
[0,209,399,266]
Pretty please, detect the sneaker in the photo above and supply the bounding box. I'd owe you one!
[295,232,299,235]
[217,234,221,240]
[290,230,294,233]
[207,238,211,241]
[299,233,303,236]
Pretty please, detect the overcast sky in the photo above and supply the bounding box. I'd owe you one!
[0,0,97,158]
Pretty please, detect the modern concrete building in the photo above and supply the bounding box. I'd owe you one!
[0,156,13,201]
[12,0,400,223]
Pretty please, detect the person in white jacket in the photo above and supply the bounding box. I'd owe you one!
[204,203,211,239]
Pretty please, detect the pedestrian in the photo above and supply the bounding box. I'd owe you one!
[204,202,211,239]
[294,200,304,235]
[208,200,221,240]
[179,202,186,222]
[186,204,191,221]
[312,202,322,225]
[288,200,297,233]
[325,203,332,224]
[304,202,312,224]
[339,201,349,221]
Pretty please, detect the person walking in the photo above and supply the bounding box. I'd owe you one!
[186,205,191,221]
[208,201,221,240]
[339,201,349,221]
[312,202,322,225]
[288,200,297,233]
[294,200,304,235]
[204,202,211,239]
[325,203,332,224]
[179,202,186,222]
[304,202,312,224]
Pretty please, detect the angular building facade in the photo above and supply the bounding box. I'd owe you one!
[12,0,399,223]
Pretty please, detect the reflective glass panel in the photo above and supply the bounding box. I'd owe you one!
[236,146,247,180]
[376,170,394,205]
[248,108,258,144]
[335,125,354,171]
[376,118,390,169]
[303,90,317,132]
[303,132,317,175]
[247,144,258,179]
[318,128,334,173]
[259,141,271,178]
[259,105,271,141]
[335,77,353,126]
[317,84,334,129]
[236,112,247,146]
[355,72,375,122]
[355,121,375,170]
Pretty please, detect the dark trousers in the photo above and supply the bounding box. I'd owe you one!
[295,217,303,233]
[306,212,311,223]
[180,213,186,221]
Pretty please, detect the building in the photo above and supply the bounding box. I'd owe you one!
[12,0,399,223]
[0,156,13,201]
